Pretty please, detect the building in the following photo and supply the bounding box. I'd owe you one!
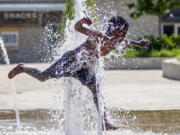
[0,0,179,63]
[95,0,180,38]
[0,0,65,63]
[161,8,180,36]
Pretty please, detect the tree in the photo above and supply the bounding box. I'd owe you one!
[60,0,75,34]
[60,0,95,34]
[127,0,180,19]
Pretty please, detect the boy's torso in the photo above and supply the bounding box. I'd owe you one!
[66,35,122,61]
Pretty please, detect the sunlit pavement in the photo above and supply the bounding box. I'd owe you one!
[0,63,180,110]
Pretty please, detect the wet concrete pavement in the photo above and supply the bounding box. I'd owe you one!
[0,63,180,110]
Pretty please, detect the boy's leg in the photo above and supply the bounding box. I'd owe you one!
[75,68,119,130]
[86,83,119,130]
[8,54,74,81]
[8,64,50,82]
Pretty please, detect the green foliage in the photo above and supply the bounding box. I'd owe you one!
[86,0,99,28]
[60,0,75,34]
[60,0,96,34]
[150,49,180,57]
[161,35,176,49]
[65,0,75,20]
[176,55,180,61]
[170,34,180,48]
[126,0,180,18]
[123,34,180,57]
[160,49,174,57]
[150,50,161,57]
[122,49,138,58]
[86,0,94,6]
[150,49,173,57]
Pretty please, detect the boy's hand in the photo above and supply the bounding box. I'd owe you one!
[137,40,150,48]
[82,17,93,26]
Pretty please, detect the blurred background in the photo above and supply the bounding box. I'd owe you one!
[0,0,179,64]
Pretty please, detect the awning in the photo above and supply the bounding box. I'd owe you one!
[161,8,180,22]
[0,2,65,11]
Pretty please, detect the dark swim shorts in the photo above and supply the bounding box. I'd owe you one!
[42,51,96,87]
[75,67,96,87]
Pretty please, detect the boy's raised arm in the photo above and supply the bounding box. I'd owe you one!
[123,38,149,48]
[74,18,103,38]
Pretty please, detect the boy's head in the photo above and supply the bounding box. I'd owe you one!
[106,16,129,37]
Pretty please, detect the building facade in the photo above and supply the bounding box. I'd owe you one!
[0,0,179,63]
[161,8,180,36]
[0,0,65,63]
[95,0,159,38]
[95,0,180,38]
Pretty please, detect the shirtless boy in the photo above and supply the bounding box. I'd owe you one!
[8,16,149,130]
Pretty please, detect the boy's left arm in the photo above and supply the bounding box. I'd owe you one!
[122,39,149,48]
[74,17,104,38]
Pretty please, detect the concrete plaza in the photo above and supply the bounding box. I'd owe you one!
[0,63,180,110]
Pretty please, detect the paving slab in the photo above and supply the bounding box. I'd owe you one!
[0,63,179,110]
[103,70,180,110]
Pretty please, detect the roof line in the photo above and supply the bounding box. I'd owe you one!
[0,3,65,11]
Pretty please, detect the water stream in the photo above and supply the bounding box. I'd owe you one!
[47,0,108,134]
[0,38,21,127]
[53,0,103,134]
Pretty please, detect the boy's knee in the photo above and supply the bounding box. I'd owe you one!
[39,72,50,82]
[39,78,47,82]
[93,96,98,102]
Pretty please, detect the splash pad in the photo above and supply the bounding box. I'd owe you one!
[0,0,179,135]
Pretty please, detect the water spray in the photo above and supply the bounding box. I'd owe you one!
[0,37,21,127]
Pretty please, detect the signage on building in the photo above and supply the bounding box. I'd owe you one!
[4,12,37,19]
[0,32,19,47]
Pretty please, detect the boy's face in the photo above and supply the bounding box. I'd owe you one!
[113,28,128,37]
[106,24,128,38]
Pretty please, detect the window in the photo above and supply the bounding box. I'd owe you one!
[0,12,40,26]
[177,26,180,35]
[163,25,174,36]
[161,23,180,36]
[0,32,19,47]
[4,12,37,19]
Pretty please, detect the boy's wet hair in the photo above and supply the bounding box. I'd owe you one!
[108,16,129,30]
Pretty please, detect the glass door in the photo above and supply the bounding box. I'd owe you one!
[175,24,180,35]
[177,26,180,35]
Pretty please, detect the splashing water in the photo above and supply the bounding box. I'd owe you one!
[62,1,87,134]
[0,1,177,135]
[0,38,21,127]
[49,0,107,134]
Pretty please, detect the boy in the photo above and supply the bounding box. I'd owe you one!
[8,16,149,130]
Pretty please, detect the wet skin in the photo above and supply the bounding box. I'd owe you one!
[73,17,149,59]
[73,18,128,58]
[69,18,148,130]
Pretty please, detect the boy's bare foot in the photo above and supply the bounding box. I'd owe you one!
[103,122,120,131]
[8,64,24,79]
